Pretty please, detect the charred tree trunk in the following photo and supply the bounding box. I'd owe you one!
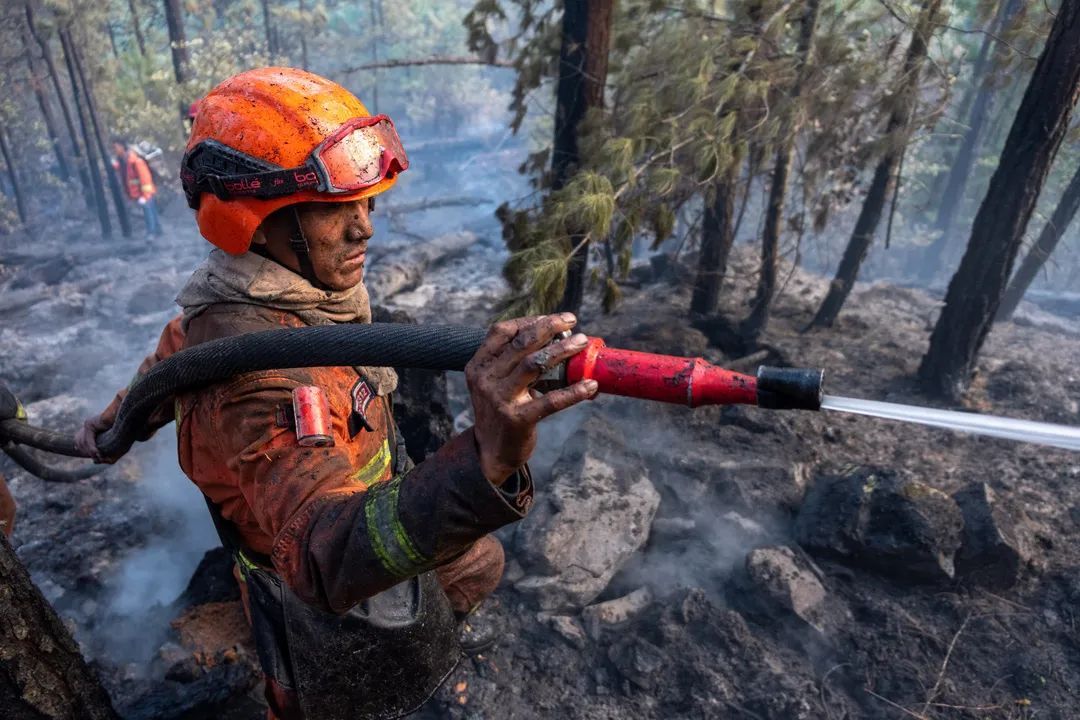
[367,0,381,108]
[105,22,119,58]
[128,0,147,56]
[299,0,310,70]
[740,0,821,343]
[65,30,132,237]
[0,127,29,224]
[261,0,277,59]
[690,168,737,316]
[922,1,1003,208]
[996,162,1080,321]
[810,0,942,328]
[58,26,111,238]
[556,0,614,315]
[21,24,71,181]
[0,532,120,719]
[25,3,91,206]
[731,145,763,243]
[921,0,1024,273]
[919,0,1080,400]
[164,0,191,84]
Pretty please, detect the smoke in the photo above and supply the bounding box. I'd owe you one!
[95,430,217,665]
[529,401,789,604]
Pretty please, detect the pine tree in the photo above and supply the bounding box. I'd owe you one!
[810,0,944,328]
[919,0,1080,399]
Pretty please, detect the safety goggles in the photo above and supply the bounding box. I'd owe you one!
[181,115,408,208]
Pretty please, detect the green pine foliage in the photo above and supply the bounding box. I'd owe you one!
[475,0,895,315]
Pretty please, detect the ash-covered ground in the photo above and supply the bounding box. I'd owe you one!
[2,138,1079,719]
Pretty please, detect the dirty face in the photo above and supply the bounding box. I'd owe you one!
[257,198,375,291]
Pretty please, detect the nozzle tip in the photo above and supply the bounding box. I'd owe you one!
[756,366,824,411]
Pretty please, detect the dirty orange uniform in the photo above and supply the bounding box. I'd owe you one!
[116,149,155,200]
[101,309,524,614]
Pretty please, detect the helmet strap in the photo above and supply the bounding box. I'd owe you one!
[289,207,333,291]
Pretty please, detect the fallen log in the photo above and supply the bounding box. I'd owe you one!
[381,196,492,216]
[366,231,478,301]
[0,532,120,719]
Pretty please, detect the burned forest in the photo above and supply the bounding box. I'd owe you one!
[1,1,1079,719]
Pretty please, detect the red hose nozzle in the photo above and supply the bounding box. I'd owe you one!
[561,337,823,410]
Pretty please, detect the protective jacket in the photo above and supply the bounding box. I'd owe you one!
[100,305,532,718]
[101,308,531,612]
[113,149,155,201]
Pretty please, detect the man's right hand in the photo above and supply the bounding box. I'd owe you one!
[74,413,115,463]
[465,313,599,486]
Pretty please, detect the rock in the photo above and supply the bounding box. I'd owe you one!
[607,636,668,691]
[650,448,807,519]
[711,460,810,515]
[581,587,653,640]
[173,547,239,610]
[536,612,587,650]
[795,467,963,584]
[650,516,697,540]
[953,482,1031,589]
[515,415,660,611]
[741,546,827,631]
[501,557,525,586]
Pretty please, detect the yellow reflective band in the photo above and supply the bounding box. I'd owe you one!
[349,439,390,487]
[363,475,428,578]
[235,550,259,578]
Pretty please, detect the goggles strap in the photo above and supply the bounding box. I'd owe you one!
[289,207,332,291]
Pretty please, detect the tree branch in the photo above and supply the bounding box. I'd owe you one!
[340,56,514,74]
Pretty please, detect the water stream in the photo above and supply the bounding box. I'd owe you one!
[820,395,1080,452]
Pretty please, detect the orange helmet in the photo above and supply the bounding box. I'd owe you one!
[181,67,407,255]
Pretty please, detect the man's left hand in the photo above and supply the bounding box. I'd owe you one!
[465,313,598,486]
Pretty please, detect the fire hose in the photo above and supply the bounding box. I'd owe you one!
[0,323,823,481]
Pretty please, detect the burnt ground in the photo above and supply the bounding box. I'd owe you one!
[2,179,1079,719]
[412,248,1080,720]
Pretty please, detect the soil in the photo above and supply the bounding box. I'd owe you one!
[2,137,1078,719]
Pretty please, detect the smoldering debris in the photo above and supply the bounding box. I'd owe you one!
[3,163,1080,719]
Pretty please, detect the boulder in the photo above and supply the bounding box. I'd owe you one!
[953,482,1032,589]
[795,467,963,584]
[741,546,828,631]
[536,612,587,650]
[515,415,660,611]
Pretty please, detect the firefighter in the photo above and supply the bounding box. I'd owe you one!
[76,67,597,719]
[111,136,164,239]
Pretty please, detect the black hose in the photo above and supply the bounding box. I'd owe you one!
[0,421,81,456]
[1,323,487,465]
[1,444,102,483]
